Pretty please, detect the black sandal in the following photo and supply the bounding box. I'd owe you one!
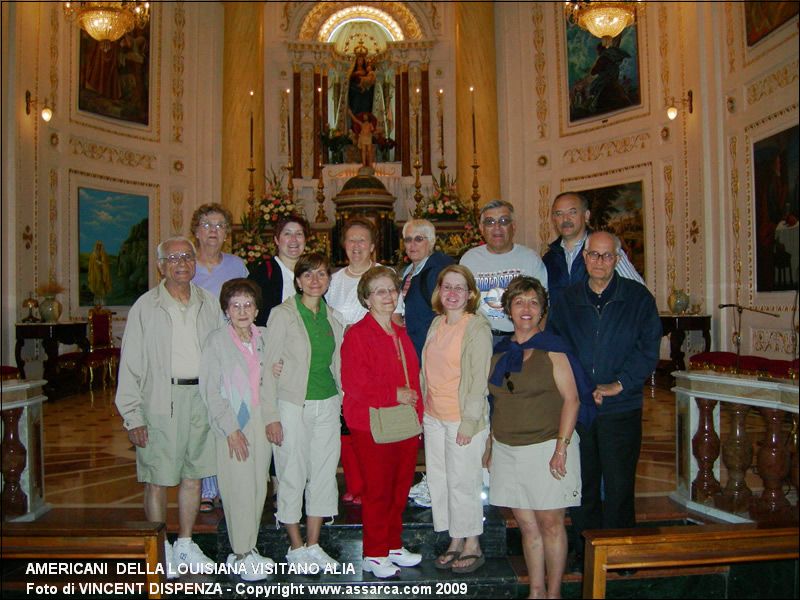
[434,550,461,570]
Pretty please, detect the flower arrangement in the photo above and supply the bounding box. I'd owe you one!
[414,172,469,220]
[36,279,65,297]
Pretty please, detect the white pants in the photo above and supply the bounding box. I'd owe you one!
[273,396,341,524]
[423,413,488,538]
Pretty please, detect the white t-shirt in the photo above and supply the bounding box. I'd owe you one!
[325,267,376,326]
[275,256,296,302]
[460,244,548,333]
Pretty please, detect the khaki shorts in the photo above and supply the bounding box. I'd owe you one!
[136,385,216,486]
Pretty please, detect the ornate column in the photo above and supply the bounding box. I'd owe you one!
[455,1,500,205]
[715,403,752,513]
[222,2,265,221]
[420,65,432,175]
[691,398,721,503]
[750,408,791,519]
[400,66,411,177]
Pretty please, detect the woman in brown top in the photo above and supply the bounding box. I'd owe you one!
[486,276,581,599]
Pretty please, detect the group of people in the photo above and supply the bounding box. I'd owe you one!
[115,193,661,596]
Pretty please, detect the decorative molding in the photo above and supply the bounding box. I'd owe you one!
[69,136,157,169]
[297,2,424,42]
[658,2,669,107]
[752,328,795,356]
[677,7,693,295]
[746,59,799,106]
[538,184,551,255]
[22,226,33,250]
[172,1,186,143]
[664,165,675,287]
[532,3,547,139]
[49,170,58,282]
[171,190,184,235]
[730,136,741,303]
[724,2,735,74]
[741,10,799,68]
[689,220,699,244]
[563,133,650,164]
[49,4,59,109]
[301,67,314,177]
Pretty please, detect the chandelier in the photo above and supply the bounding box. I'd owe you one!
[63,2,150,48]
[564,1,642,47]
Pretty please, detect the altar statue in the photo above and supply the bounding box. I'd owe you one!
[347,47,376,117]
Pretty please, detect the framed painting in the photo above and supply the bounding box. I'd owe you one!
[579,181,646,280]
[744,1,799,47]
[78,187,150,307]
[566,22,641,122]
[752,124,799,293]
[78,24,150,124]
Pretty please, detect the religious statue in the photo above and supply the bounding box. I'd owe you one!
[87,239,112,304]
[347,43,376,117]
[351,113,377,167]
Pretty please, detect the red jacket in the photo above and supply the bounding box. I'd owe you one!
[341,313,423,432]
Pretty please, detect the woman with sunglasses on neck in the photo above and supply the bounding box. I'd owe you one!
[486,276,595,599]
[419,265,492,574]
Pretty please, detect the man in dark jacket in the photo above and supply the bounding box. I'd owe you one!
[543,191,643,308]
[548,231,661,568]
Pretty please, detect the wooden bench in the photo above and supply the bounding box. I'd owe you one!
[1,520,167,599]
[583,523,799,599]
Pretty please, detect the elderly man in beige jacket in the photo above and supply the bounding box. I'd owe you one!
[115,236,222,576]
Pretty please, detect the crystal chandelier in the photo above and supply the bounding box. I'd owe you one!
[63,2,150,48]
[564,1,642,47]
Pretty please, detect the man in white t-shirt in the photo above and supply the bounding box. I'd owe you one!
[460,200,548,337]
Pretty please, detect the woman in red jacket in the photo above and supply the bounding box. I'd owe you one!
[341,266,424,579]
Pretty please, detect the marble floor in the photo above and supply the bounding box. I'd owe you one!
[42,382,680,510]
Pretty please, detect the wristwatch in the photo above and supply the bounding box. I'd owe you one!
[558,436,571,446]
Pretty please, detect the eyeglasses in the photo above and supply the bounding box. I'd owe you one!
[370,287,398,298]
[504,371,515,393]
[199,221,227,231]
[229,301,255,312]
[585,250,617,263]
[481,216,513,228]
[403,235,427,245]
[441,284,468,294]
[161,252,196,264]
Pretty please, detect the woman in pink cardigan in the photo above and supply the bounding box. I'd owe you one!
[341,266,424,579]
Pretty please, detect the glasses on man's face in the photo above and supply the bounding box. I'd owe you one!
[481,216,513,228]
[403,235,427,245]
[503,371,515,393]
[199,221,227,231]
[370,287,398,298]
[441,284,468,294]
[229,301,255,312]
[162,252,196,265]
[585,250,617,263]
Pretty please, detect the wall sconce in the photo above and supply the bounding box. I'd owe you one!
[25,90,53,122]
[667,90,693,120]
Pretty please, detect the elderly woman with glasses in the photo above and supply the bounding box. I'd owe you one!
[190,203,249,513]
[261,253,343,571]
[396,219,454,359]
[486,276,595,599]
[341,266,424,579]
[199,279,275,581]
[420,265,492,573]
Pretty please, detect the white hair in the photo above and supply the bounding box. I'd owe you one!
[586,231,621,253]
[157,236,196,260]
[402,219,437,246]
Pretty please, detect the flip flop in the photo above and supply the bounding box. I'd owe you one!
[199,498,215,513]
[434,550,461,570]
[452,553,485,574]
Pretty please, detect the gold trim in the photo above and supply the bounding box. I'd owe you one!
[563,133,650,164]
[746,59,799,107]
[741,7,799,68]
[658,2,669,107]
[172,1,186,143]
[725,1,736,74]
[68,136,157,169]
[538,184,551,255]
[743,103,798,312]
[752,328,795,356]
[50,3,59,109]
[171,190,184,235]
[730,136,741,304]
[664,165,675,288]
[298,2,424,42]
[532,3,547,139]
[677,7,693,295]
[49,170,58,283]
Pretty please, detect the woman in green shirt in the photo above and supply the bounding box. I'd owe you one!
[262,253,344,571]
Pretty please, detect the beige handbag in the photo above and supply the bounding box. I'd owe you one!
[369,334,422,444]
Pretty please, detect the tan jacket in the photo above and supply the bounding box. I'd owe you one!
[260,297,344,425]
[115,281,222,430]
[420,313,492,437]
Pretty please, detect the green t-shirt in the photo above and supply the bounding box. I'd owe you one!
[296,296,338,400]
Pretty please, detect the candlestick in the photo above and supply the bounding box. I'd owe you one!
[470,86,476,155]
[438,89,444,160]
[249,111,254,161]
[416,88,421,157]
[286,89,292,158]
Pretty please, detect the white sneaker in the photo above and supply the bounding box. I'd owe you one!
[249,547,275,569]
[408,474,428,499]
[388,547,422,567]
[226,552,268,582]
[362,556,400,578]
[164,540,179,580]
[412,493,432,508]
[173,538,215,573]
[305,543,339,569]
[286,544,310,568]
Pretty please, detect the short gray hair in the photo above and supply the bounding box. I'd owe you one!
[402,219,436,246]
[479,199,515,219]
[552,191,590,212]
[586,230,621,253]
[157,236,196,260]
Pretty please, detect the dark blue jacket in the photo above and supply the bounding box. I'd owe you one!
[402,251,454,359]
[542,235,588,308]
[547,273,662,415]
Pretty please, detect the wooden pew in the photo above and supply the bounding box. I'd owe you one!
[1,520,167,599]
[583,523,799,599]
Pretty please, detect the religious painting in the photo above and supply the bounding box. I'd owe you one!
[78,24,150,124]
[78,187,149,307]
[566,23,641,122]
[579,181,646,280]
[744,1,799,47]
[753,124,799,293]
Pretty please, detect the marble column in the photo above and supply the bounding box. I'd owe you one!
[222,2,265,222]
[455,2,500,206]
